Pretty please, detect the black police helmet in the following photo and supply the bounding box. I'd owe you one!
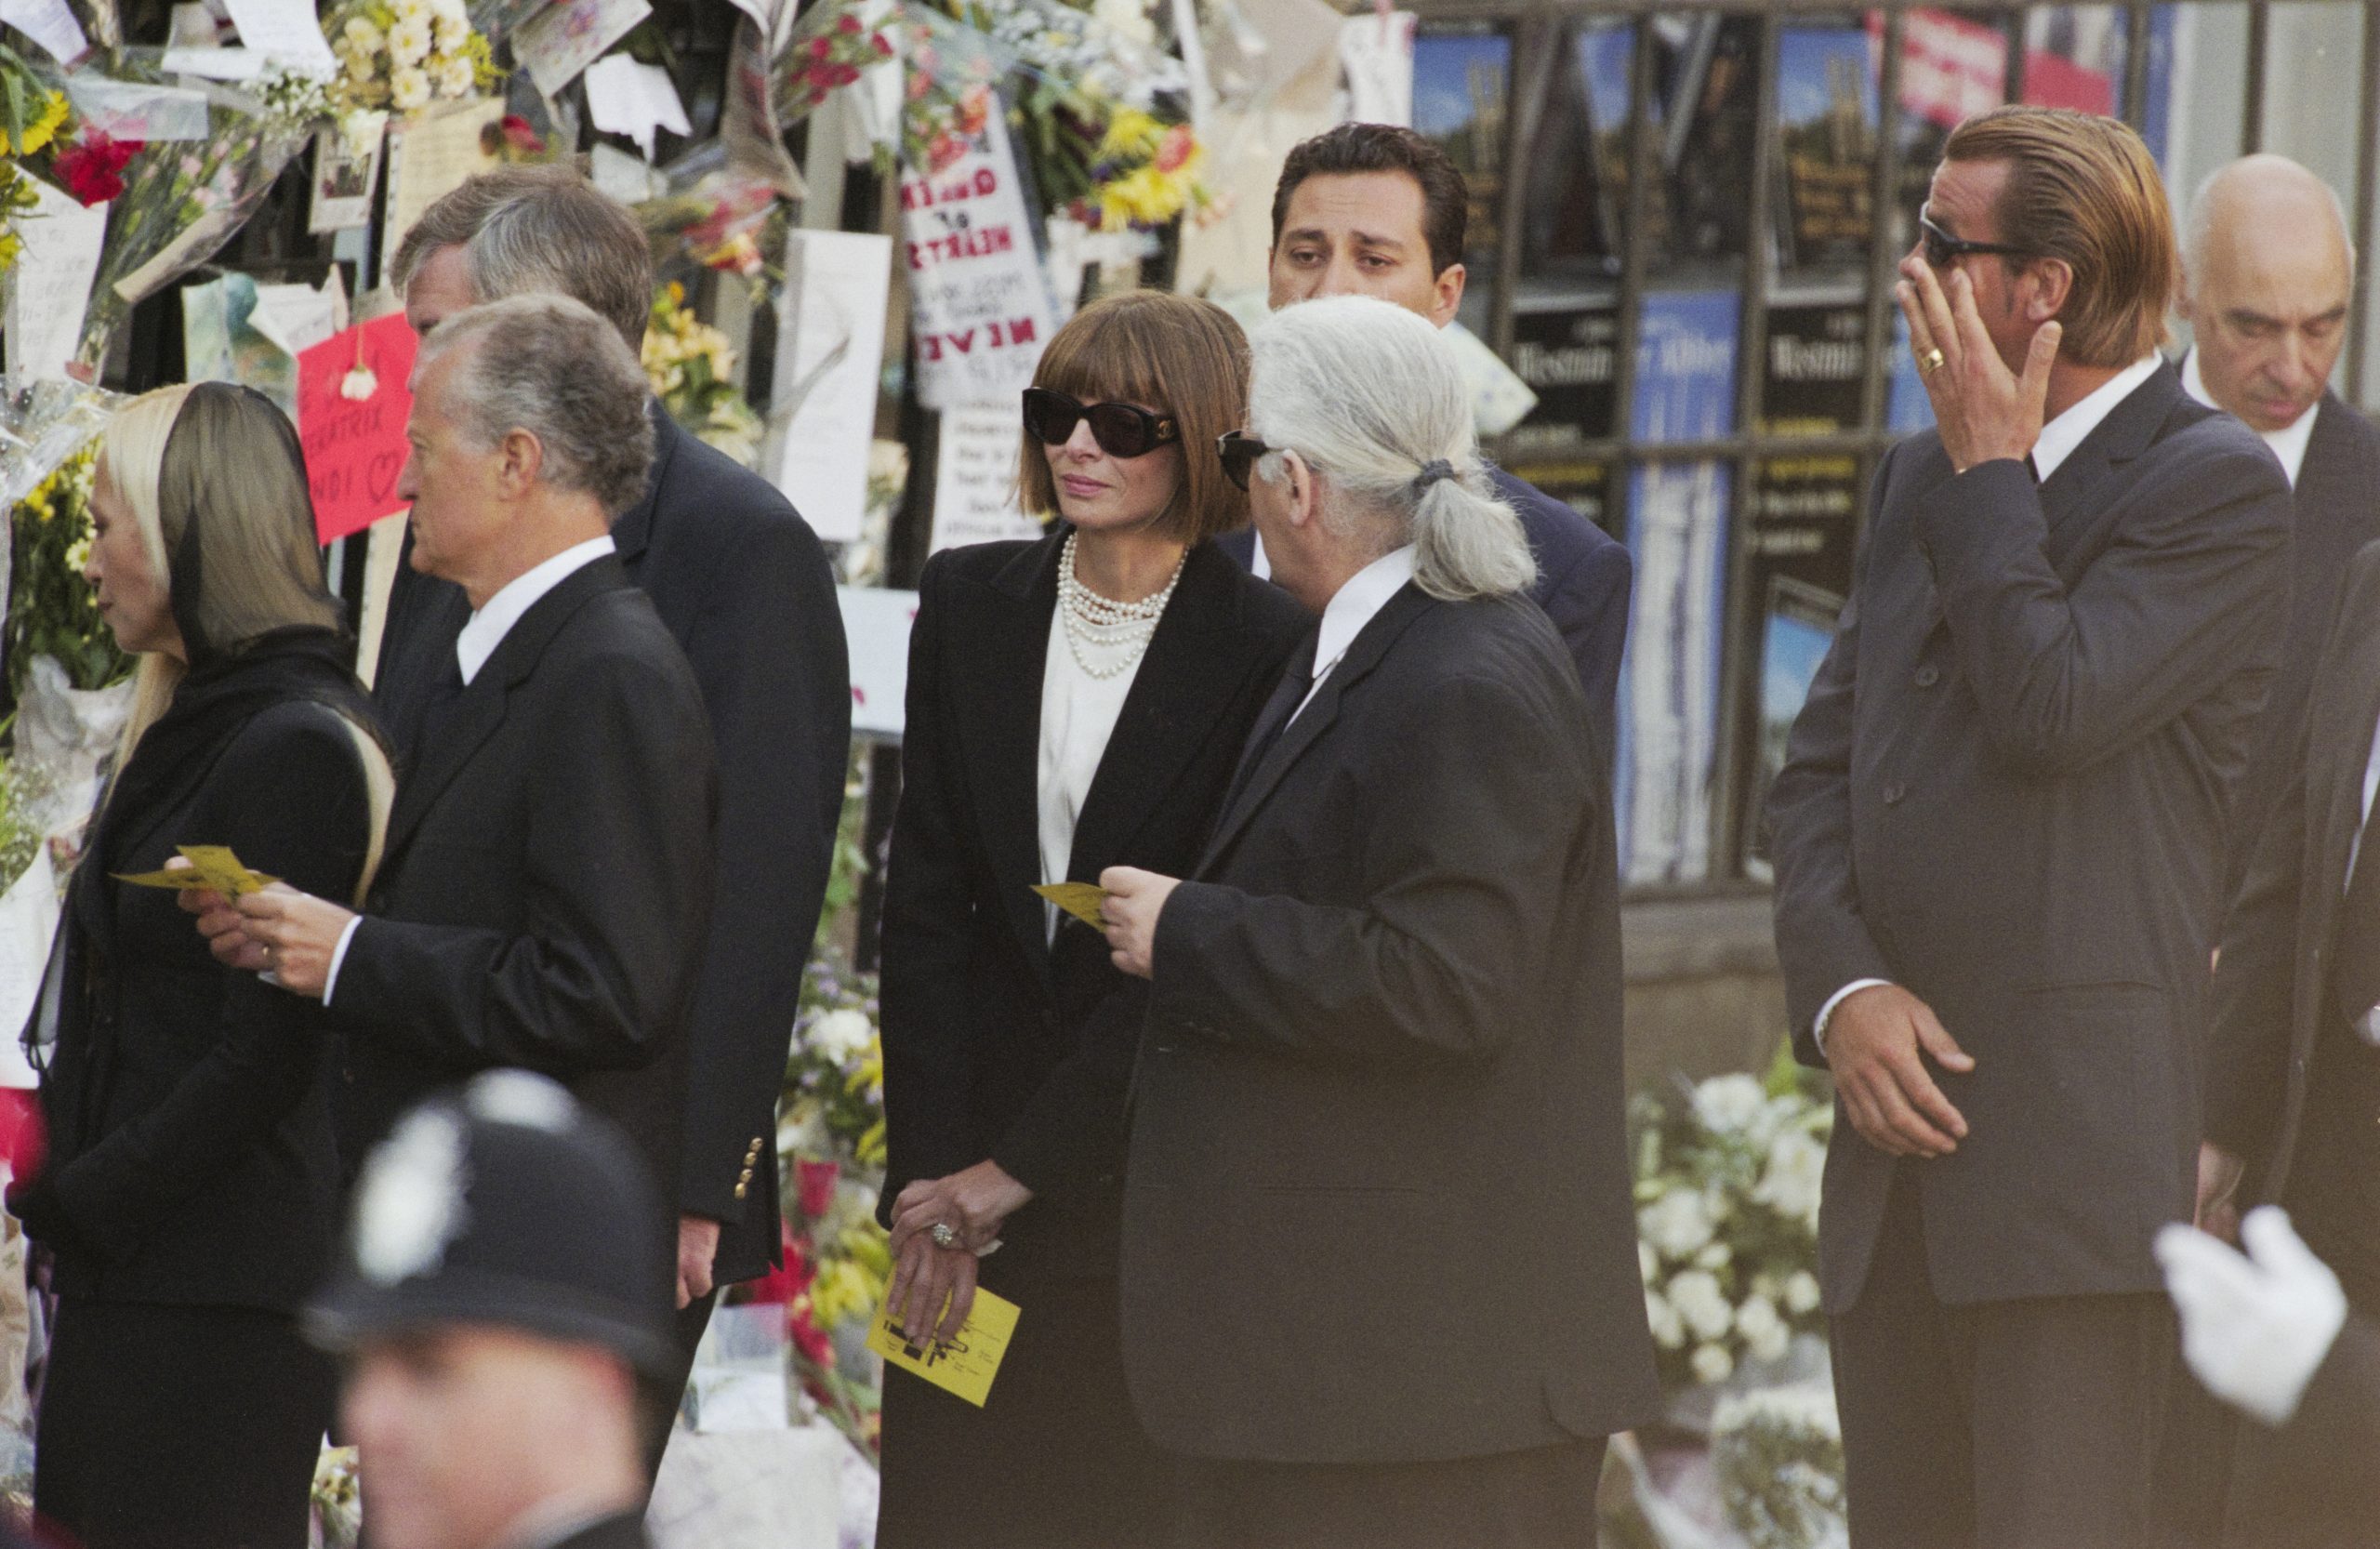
[307,1070,676,1376]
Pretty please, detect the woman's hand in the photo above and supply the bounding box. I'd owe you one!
[888,1159,1033,1258]
[886,1233,980,1346]
[212,883,354,1000]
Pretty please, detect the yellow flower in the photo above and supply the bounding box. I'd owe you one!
[1,92,70,158]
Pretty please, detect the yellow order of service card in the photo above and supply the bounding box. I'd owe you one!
[866,1288,1020,1408]
[113,845,279,895]
[1033,881,1109,930]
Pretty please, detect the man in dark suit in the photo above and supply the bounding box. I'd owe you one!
[377,167,850,1415]
[1767,106,2294,1548]
[2195,532,2380,1544]
[1098,295,1658,1547]
[311,1071,678,1549]
[1220,122,1632,756]
[201,294,716,1334]
[2153,152,2380,1547]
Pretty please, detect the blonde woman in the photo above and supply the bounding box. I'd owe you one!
[7,382,390,1549]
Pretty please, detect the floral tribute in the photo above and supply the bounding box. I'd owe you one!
[0,44,72,273]
[8,444,129,698]
[1633,1047,1832,1389]
[327,0,497,117]
[641,282,765,470]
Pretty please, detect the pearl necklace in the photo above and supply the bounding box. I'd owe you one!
[1059,531,1183,680]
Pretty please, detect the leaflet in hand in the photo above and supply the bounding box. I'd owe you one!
[112,845,279,895]
[866,1287,1020,1408]
[1032,881,1109,930]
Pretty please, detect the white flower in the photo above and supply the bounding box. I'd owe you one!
[354,1106,469,1286]
[1667,1269,1733,1342]
[1691,1342,1734,1385]
[810,1007,876,1063]
[389,15,433,66]
[434,14,470,53]
[432,54,474,99]
[390,0,430,20]
[342,17,384,53]
[1692,1072,1766,1134]
[1638,1188,1714,1259]
[1753,1128,1829,1229]
[1736,1292,1788,1363]
[1091,0,1156,46]
[1645,1290,1685,1350]
[1638,1240,1658,1285]
[390,65,432,111]
[1783,1269,1822,1316]
[1694,1240,1732,1271]
[428,0,468,20]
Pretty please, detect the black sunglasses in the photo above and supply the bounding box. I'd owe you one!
[1022,388,1180,458]
[1918,211,2030,271]
[1216,430,1277,492]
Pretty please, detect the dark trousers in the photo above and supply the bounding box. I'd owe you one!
[1167,1437,1609,1549]
[878,1245,1169,1549]
[34,1298,335,1549]
[640,1286,721,1483]
[1831,1171,2174,1549]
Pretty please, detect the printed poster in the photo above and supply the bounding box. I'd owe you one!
[901,110,1059,411]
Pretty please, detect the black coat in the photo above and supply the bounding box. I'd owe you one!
[1121,583,1660,1463]
[1219,466,1631,756]
[33,701,372,1308]
[1768,362,2294,1313]
[375,412,848,1281]
[2223,391,2380,900]
[335,555,717,1223]
[543,1510,651,1549]
[879,533,1307,1270]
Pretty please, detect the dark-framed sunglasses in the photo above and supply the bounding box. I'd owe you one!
[1021,388,1180,458]
[1216,430,1277,492]
[1917,212,2030,271]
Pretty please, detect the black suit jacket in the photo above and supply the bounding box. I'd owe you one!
[2224,391,2380,900]
[1769,362,2294,1313]
[543,1510,651,1549]
[1121,583,1659,1463]
[336,555,717,1218]
[375,412,847,1281]
[1220,467,1630,756]
[2207,541,2380,1198]
[34,703,371,1308]
[879,533,1307,1270]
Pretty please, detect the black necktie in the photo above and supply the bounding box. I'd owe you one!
[2334,798,2380,1027]
[1219,635,1318,820]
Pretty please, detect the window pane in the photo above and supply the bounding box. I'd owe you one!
[1413,23,1512,335]
[1646,15,1765,276]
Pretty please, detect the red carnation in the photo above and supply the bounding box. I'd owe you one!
[500,114,546,153]
[809,35,833,59]
[55,129,140,206]
[837,13,862,33]
[871,32,894,56]
[796,1158,840,1219]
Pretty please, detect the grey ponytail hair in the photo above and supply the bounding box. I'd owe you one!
[1245,296,1537,602]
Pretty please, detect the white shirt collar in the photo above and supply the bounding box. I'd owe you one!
[455,535,616,686]
[2182,347,2320,488]
[1311,545,1417,682]
[2030,353,2163,483]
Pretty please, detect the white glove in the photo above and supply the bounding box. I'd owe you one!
[2156,1205,2349,1426]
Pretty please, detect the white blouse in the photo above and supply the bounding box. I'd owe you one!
[1037,608,1148,940]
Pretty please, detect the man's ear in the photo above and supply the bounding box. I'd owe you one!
[1431,262,1467,329]
[2024,256,2075,325]
[495,429,545,500]
[1283,450,1317,529]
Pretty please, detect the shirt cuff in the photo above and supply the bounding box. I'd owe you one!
[1814,978,1894,1057]
[321,917,364,1007]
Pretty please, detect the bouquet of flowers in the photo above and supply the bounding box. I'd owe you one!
[0,44,72,276]
[9,439,130,697]
[1711,1383,1848,1549]
[776,0,901,117]
[1633,1047,1831,1389]
[641,282,766,470]
[326,0,497,117]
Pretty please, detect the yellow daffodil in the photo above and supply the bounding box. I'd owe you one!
[1,92,70,158]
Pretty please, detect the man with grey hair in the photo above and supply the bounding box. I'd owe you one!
[1097,296,1658,1547]
[194,298,718,1468]
[379,166,851,1454]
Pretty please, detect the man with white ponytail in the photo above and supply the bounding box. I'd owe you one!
[1098,296,1659,1548]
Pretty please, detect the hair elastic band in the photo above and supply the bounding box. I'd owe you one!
[1412,458,1456,495]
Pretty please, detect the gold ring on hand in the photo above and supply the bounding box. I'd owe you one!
[1918,347,1946,375]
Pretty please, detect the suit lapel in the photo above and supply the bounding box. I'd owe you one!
[382,556,628,860]
[2034,362,2181,557]
[951,534,1062,974]
[1199,584,1438,869]
[2316,597,2380,906]
[1063,545,1263,880]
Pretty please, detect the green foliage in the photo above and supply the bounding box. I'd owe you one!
[8,444,131,698]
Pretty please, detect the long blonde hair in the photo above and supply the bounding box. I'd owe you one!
[97,385,392,902]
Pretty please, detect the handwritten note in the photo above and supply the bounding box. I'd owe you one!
[929,404,1041,555]
[0,0,88,63]
[380,98,503,280]
[114,845,281,895]
[1032,882,1109,930]
[222,0,337,73]
[769,230,891,543]
[2,179,107,381]
[866,1288,1019,1408]
[510,0,651,98]
[582,52,688,160]
[298,314,418,544]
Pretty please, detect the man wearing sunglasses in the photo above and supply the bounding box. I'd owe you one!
[1767,106,2294,1548]
[1225,122,1632,760]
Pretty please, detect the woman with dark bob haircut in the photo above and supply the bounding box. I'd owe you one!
[875,290,1310,1544]
[7,382,391,1549]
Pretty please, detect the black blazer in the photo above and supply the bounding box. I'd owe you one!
[2208,541,2380,1198]
[375,412,848,1281]
[35,701,371,1309]
[335,555,717,1217]
[1121,584,1660,1462]
[1768,362,2294,1313]
[2223,391,2380,900]
[1219,466,1631,756]
[878,533,1307,1271]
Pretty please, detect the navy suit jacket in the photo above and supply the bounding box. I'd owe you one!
[1219,467,1630,758]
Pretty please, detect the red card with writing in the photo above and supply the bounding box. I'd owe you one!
[298,314,418,545]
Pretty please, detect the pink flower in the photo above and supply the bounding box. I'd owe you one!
[871,33,894,56]
[1155,123,1195,174]
[796,1158,840,1218]
[809,35,833,59]
[837,13,862,33]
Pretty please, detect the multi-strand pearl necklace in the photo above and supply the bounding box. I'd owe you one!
[1058,530,1183,680]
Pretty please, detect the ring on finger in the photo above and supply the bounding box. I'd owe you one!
[1918,347,1946,375]
[930,1222,959,1251]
